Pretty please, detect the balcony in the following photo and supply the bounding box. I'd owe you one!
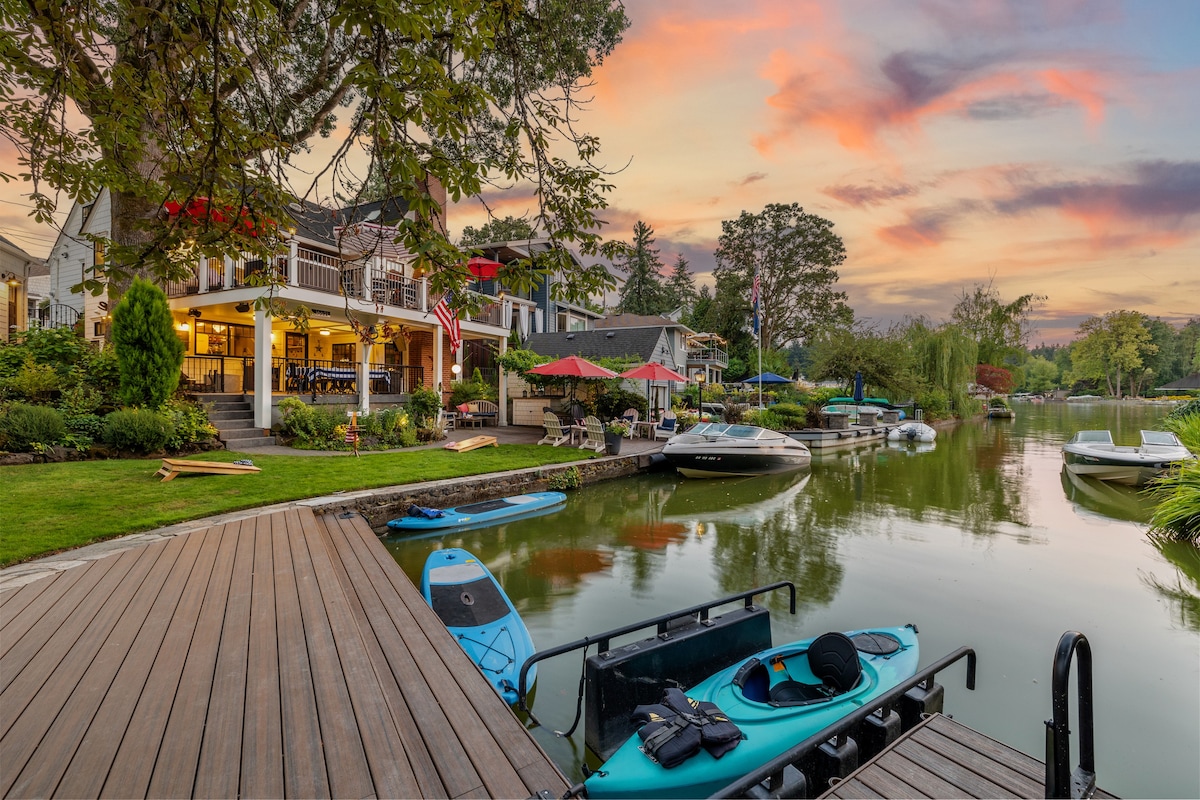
[686,345,728,368]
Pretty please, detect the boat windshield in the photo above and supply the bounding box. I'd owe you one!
[1141,430,1180,447]
[690,423,772,440]
[1073,430,1114,444]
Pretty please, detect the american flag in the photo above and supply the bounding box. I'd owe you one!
[434,290,461,353]
[751,269,761,337]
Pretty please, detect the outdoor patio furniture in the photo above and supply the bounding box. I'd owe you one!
[155,458,261,482]
[654,411,677,440]
[579,415,606,453]
[620,408,639,438]
[538,412,570,446]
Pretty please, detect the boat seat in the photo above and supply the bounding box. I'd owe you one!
[768,680,831,704]
[736,632,864,707]
[808,631,863,693]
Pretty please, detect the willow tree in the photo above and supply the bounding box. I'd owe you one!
[904,319,978,414]
[1,0,628,308]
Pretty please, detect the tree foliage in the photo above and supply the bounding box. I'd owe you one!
[809,324,916,401]
[111,278,185,408]
[1,0,629,306]
[1022,355,1059,393]
[951,281,1045,366]
[459,216,539,247]
[616,220,667,315]
[1069,311,1156,399]
[663,254,698,315]
[713,203,851,348]
[975,364,1014,395]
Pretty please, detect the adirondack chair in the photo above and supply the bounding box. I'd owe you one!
[620,408,639,438]
[538,412,570,446]
[654,410,677,440]
[579,415,606,453]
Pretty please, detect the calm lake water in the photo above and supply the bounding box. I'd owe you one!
[383,401,1199,798]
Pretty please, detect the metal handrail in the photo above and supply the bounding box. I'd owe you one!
[516,582,796,711]
[1045,631,1096,799]
[710,645,977,798]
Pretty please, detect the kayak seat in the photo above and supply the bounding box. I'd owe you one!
[769,680,830,704]
[808,631,862,694]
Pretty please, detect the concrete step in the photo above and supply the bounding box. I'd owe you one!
[216,424,267,438]
[207,410,254,422]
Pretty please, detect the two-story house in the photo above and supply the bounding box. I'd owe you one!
[0,234,42,342]
[43,186,520,428]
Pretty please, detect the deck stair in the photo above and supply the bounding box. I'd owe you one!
[200,393,275,449]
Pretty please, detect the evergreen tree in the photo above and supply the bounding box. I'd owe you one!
[663,254,697,314]
[112,278,185,408]
[617,221,667,315]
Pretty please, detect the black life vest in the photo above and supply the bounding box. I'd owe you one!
[631,687,743,768]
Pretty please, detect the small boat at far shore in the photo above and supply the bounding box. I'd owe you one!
[662,422,811,478]
[421,548,536,705]
[1061,429,1194,486]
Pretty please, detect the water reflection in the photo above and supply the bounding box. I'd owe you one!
[381,401,1199,798]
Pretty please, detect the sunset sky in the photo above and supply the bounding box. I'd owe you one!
[457,0,1200,344]
[3,0,1197,345]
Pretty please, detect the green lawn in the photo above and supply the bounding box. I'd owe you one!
[1,446,592,567]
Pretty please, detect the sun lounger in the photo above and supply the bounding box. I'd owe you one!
[156,458,262,482]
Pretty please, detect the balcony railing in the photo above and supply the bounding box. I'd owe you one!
[687,346,728,367]
[182,355,423,398]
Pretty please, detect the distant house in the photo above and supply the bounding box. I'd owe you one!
[0,234,43,342]
[41,185,516,427]
[1157,373,1200,391]
[468,238,603,336]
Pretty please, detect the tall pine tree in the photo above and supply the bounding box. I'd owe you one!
[664,254,698,315]
[617,221,667,315]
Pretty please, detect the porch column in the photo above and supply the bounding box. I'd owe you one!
[497,335,508,426]
[252,306,272,429]
[288,239,298,286]
[433,327,444,402]
[197,255,209,293]
[358,343,372,417]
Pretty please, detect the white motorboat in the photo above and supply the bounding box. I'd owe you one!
[886,422,936,443]
[1061,429,1195,486]
[661,422,811,478]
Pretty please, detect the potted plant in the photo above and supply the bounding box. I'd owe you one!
[604,420,629,454]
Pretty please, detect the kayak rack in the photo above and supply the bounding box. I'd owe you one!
[517,581,796,759]
[710,645,977,798]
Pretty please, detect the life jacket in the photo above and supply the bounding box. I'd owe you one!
[631,687,743,768]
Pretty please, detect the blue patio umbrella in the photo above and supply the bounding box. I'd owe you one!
[743,372,792,385]
[853,371,864,403]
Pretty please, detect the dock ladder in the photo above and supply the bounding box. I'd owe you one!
[1045,630,1097,799]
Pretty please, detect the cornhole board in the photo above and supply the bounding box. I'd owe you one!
[156,458,262,482]
[443,435,498,453]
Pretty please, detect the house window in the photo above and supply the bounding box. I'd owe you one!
[94,239,105,267]
[331,343,355,364]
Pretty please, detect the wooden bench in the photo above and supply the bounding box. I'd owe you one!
[442,435,498,453]
[155,458,262,482]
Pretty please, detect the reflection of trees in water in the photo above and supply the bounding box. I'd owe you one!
[815,424,1031,537]
[1142,535,1200,632]
[709,502,844,620]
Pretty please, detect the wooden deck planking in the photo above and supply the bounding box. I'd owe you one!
[333,512,546,797]
[239,511,284,799]
[0,566,58,627]
[5,532,193,798]
[1,506,567,800]
[822,714,1118,800]
[322,512,476,798]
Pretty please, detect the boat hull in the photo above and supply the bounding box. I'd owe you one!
[1061,430,1194,487]
[386,491,566,532]
[420,548,536,704]
[1061,448,1178,486]
[662,423,811,479]
[584,626,920,799]
[886,422,936,443]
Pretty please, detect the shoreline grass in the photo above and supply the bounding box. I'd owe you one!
[1,446,592,567]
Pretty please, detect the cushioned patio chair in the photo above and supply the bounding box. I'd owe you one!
[654,411,677,440]
[580,415,606,453]
[538,412,570,446]
[620,408,639,438]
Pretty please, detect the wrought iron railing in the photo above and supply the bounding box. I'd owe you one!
[36,304,81,330]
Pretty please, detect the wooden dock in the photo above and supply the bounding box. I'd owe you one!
[819,713,1118,799]
[0,507,568,799]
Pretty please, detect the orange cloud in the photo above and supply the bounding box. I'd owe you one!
[1037,69,1109,128]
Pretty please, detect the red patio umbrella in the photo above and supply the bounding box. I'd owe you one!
[619,361,689,419]
[527,355,618,408]
[467,256,503,280]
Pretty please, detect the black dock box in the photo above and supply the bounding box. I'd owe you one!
[584,605,772,759]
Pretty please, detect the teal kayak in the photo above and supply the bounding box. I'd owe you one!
[584,625,920,799]
[421,548,537,705]
[387,491,566,533]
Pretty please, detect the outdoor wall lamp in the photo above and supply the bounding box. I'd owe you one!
[2,272,20,287]
[451,363,462,380]
[187,308,202,318]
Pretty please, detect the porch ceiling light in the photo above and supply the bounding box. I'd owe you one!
[234,301,251,313]
[319,329,330,336]
[187,308,202,318]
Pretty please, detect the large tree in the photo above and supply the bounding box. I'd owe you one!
[1,0,629,307]
[663,254,697,315]
[713,203,851,348]
[950,281,1045,366]
[616,220,667,315]
[459,216,538,247]
[1069,310,1156,399]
